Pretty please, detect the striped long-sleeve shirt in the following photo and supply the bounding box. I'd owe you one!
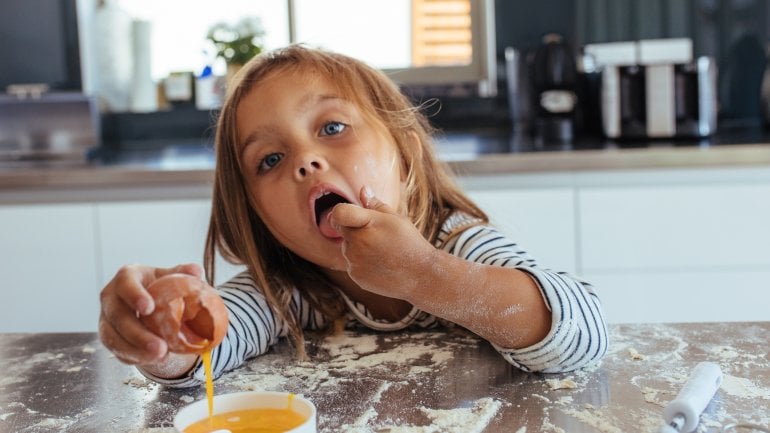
[144,212,608,387]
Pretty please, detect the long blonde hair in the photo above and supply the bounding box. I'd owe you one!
[204,44,487,354]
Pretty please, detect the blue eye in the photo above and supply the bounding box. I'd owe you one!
[258,153,282,172]
[321,121,346,136]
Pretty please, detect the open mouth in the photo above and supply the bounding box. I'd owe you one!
[314,191,350,226]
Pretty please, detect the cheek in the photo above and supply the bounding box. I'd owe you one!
[249,183,289,228]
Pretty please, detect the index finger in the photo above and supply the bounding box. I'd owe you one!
[113,263,204,316]
[109,265,156,316]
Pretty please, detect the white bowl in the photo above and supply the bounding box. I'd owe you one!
[174,391,317,433]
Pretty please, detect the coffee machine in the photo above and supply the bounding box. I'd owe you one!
[505,34,579,148]
[584,39,717,139]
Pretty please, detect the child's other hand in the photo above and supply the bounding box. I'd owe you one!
[98,263,202,366]
[329,186,436,300]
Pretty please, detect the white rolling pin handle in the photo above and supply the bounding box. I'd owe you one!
[662,362,723,433]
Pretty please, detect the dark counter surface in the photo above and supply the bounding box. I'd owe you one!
[1,322,769,433]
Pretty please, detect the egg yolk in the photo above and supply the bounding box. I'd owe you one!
[184,405,305,433]
[185,352,304,433]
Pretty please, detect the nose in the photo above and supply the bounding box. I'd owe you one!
[294,149,328,181]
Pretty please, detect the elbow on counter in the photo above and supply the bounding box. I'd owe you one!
[495,270,610,373]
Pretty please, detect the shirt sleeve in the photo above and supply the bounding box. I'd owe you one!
[139,271,327,388]
[441,224,609,373]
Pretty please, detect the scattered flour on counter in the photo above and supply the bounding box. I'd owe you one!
[30,416,77,430]
[123,376,154,389]
[721,374,770,400]
[541,416,566,433]
[81,345,96,354]
[419,398,502,432]
[179,395,194,403]
[128,429,177,433]
[324,342,456,373]
[340,382,394,430]
[708,345,741,360]
[343,406,379,431]
[628,348,645,360]
[219,367,290,392]
[370,397,502,433]
[642,387,667,407]
[546,378,577,390]
[559,407,623,433]
[324,333,379,358]
[210,329,459,408]
[554,401,662,433]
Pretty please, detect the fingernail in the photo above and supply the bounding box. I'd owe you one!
[146,340,163,357]
[136,298,153,316]
[363,186,374,204]
[328,212,339,231]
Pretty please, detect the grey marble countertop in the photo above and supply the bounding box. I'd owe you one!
[2,130,770,193]
[1,322,769,433]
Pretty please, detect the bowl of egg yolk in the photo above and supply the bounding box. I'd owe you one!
[174,391,316,433]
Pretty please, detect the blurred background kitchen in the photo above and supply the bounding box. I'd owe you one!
[2,0,770,333]
[3,0,769,159]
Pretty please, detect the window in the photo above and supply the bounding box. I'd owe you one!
[109,0,496,96]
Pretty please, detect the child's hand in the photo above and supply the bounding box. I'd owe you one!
[329,186,437,300]
[98,263,202,367]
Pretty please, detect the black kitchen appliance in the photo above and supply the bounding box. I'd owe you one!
[529,33,578,145]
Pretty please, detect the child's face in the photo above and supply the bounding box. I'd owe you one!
[236,70,406,272]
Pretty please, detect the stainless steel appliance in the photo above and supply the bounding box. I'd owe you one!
[586,39,717,139]
[0,89,99,162]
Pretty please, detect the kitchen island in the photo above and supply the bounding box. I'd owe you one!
[1,322,768,433]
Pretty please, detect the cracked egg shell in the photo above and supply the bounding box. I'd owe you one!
[141,274,229,354]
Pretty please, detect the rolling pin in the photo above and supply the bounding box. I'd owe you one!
[656,362,723,433]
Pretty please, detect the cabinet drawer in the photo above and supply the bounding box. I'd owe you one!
[97,200,244,286]
[586,270,770,323]
[467,188,577,274]
[0,204,99,332]
[579,184,770,270]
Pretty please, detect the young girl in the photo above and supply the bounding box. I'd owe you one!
[98,44,608,387]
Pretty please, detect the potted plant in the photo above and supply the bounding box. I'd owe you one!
[206,16,265,82]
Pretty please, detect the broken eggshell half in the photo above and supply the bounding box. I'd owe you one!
[141,273,229,354]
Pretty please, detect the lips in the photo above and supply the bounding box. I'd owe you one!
[309,185,352,239]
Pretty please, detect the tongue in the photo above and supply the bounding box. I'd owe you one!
[318,209,341,238]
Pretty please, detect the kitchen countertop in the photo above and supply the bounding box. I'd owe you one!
[2,129,770,193]
[1,322,769,433]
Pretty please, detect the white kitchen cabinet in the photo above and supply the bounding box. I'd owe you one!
[587,270,770,324]
[3,164,769,332]
[465,187,578,274]
[578,173,770,323]
[577,181,770,323]
[0,203,100,332]
[462,167,770,324]
[96,199,244,287]
[579,183,770,270]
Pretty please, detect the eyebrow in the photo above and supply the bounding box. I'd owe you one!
[239,93,344,152]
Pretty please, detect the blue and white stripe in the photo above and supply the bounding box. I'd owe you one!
[145,212,608,387]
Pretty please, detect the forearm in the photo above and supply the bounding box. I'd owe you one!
[406,249,552,349]
[139,353,199,380]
